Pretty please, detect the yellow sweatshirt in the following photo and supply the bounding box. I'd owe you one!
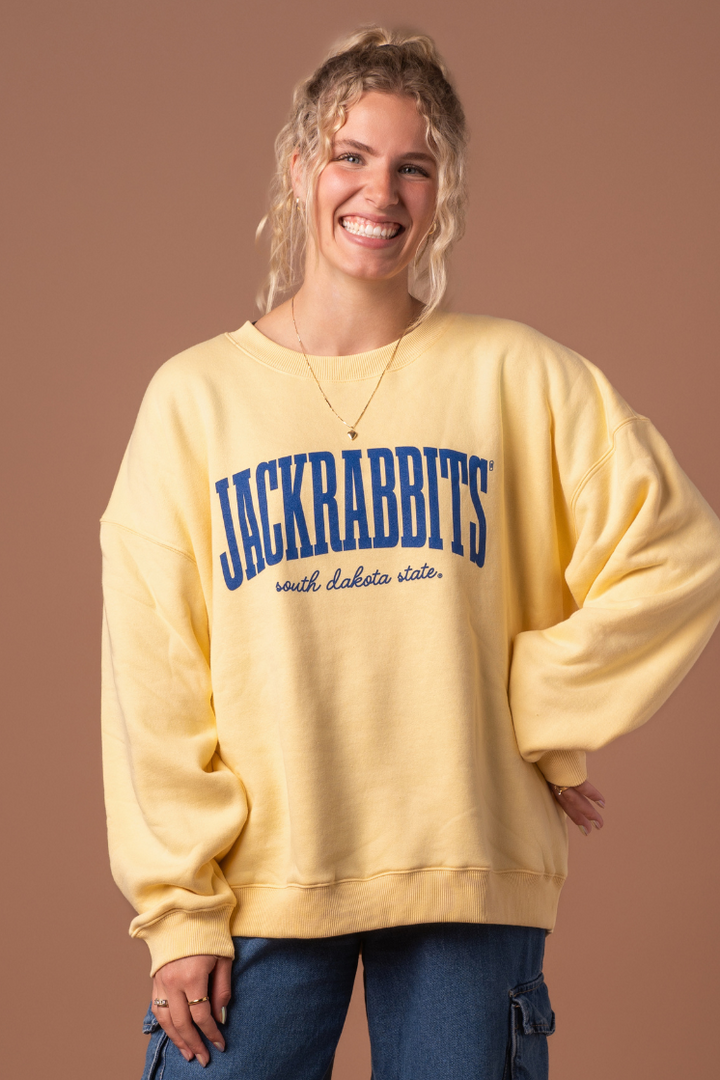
[101,313,720,975]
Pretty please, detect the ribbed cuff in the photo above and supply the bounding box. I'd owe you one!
[135,906,236,977]
[535,750,587,787]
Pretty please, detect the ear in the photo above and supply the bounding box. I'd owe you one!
[290,149,306,202]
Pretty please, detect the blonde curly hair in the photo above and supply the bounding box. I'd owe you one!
[256,26,468,321]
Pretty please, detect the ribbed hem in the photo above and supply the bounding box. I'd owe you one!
[535,750,588,786]
[228,868,565,939]
[133,906,236,977]
[224,311,454,381]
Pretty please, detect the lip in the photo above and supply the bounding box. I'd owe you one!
[338,213,406,248]
[342,213,404,225]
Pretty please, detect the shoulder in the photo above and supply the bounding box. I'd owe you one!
[445,312,589,370]
[445,313,637,428]
[117,329,247,481]
[102,332,240,534]
[437,312,590,385]
[140,330,240,414]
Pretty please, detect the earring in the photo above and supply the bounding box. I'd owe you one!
[428,221,437,235]
[296,197,301,209]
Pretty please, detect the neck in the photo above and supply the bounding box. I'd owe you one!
[293,270,420,356]
[255,262,423,357]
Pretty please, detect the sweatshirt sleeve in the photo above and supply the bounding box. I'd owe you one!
[100,358,248,976]
[101,523,248,975]
[509,416,720,783]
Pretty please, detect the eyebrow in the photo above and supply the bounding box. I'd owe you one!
[335,138,435,163]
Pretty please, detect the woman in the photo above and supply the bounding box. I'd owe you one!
[101,27,720,1080]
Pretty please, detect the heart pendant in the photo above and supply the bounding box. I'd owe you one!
[347,430,358,440]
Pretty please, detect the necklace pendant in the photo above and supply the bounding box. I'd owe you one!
[347,429,358,440]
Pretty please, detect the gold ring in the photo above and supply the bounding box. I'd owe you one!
[187,996,210,1006]
[154,999,169,1008]
[554,785,569,796]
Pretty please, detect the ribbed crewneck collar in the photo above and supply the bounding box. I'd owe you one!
[224,311,453,382]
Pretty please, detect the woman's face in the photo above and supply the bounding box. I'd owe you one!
[298,91,438,286]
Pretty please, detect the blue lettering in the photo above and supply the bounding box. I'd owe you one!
[342,450,372,551]
[309,451,342,556]
[214,477,244,590]
[368,447,399,549]
[275,569,321,593]
[422,447,443,550]
[398,562,437,582]
[217,443,490,586]
[278,454,313,561]
[232,469,265,580]
[256,461,284,566]
[469,455,488,568]
[440,449,468,556]
[326,565,391,589]
[396,446,426,548]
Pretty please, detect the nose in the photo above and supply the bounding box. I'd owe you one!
[364,163,399,209]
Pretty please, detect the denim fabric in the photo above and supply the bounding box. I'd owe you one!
[141,922,553,1080]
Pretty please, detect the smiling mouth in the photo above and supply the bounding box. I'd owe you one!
[340,215,403,239]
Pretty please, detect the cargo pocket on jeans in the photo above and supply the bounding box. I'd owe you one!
[141,1003,169,1080]
[506,974,555,1080]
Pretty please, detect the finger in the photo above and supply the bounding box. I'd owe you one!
[152,977,194,1062]
[549,784,602,833]
[211,957,233,1028]
[572,779,606,808]
[559,788,604,834]
[189,997,226,1054]
[166,989,211,1067]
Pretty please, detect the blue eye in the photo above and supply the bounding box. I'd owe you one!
[338,153,362,164]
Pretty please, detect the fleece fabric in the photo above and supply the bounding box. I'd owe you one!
[101,313,720,974]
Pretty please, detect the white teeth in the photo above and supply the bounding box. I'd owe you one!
[341,217,401,239]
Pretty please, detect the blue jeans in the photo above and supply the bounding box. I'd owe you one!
[141,922,554,1080]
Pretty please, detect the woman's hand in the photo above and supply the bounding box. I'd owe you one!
[151,954,232,1067]
[549,779,606,835]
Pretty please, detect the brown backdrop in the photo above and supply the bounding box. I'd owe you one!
[2,2,719,1077]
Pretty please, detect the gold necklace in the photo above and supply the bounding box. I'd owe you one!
[290,295,409,440]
